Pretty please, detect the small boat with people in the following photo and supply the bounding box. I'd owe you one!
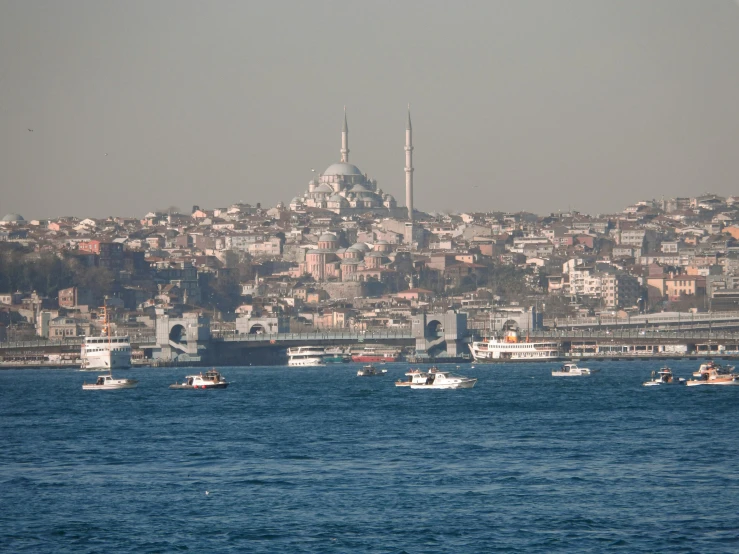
[396,366,477,389]
[643,366,685,386]
[169,369,230,389]
[685,361,739,386]
[356,364,387,377]
[395,369,426,387]
[552,363,593,377]
[82,373,138,390]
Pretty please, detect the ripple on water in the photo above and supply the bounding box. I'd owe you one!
[2,362,739,553]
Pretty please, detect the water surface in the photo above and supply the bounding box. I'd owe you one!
[2,361,739,553]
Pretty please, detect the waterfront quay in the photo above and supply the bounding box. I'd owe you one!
[3,327,739,367]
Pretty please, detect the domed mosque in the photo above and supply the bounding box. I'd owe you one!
[1,213,25,225]
[289,108,414,219]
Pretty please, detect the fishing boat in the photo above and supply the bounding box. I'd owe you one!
[169,369,230,389]
[356,364,387,377]
[685,362,739,386]
[552,363,592,377]
[396,367,476,389]
[82,374,138,390]
[691,361,734,377]
[643,366,684,386]
[395,369,426,387]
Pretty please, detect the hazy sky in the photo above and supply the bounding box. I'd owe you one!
[1,0,739,219]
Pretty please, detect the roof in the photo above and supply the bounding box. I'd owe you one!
[323,163,363,177]
[398,288,433,294]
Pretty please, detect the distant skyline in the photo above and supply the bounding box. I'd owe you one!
[1,0,739,219]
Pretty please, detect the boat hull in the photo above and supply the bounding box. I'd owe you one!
[552,371,590,377]
[169,383,229,389]
[357,370,387,377]
[288,357,325,367]
[685,379,739,387]
[351,355,399,363]
[324,356,350,363]
[409,379,477,390]
[82,380,138,390]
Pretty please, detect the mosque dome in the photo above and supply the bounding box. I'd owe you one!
[350,242,371,252]
[323,163,363,177]
[349,184,370,193]
[319,233,337,242]
[328,194,349,205]
[314,183,333,193]
[2,213,24,222]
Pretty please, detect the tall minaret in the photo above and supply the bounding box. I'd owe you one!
[405,105,414,221]
[340,106,349,163]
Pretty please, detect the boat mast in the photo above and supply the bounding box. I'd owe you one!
[102,296,112,374]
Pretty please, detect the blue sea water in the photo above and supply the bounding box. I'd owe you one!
[1,360,739,553]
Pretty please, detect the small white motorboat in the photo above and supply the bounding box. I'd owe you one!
[396,367,476,389]
[552,363,592,377]
[82,373,138,390]
[357,364,387,377]
[395,368,428,387]
[170,369,230,389]
[643,367,684,386]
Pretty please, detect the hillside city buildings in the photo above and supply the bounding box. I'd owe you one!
[2,113,739,344]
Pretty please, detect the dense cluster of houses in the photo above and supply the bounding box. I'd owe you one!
[2,192,739,341]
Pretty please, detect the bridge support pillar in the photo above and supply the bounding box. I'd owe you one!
[411,311,467,358]
[155,311,211,362]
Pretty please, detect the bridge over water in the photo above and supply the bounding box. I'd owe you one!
[6,311,739,365]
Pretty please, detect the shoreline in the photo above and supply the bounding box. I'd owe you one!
[1,353,736,370]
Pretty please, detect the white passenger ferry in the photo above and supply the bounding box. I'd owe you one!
[80,304,131,370]
[468,328,561,362]
[287,346,326,367]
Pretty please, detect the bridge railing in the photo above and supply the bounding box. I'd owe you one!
[0,338,85,350]
[0,336,157,350]
[529,329,739,341]
[543,311,739,328]
[214,330,413,342]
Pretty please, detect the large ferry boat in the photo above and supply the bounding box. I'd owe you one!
[287,346,326,367]
[80,304,131,370]
[351,346,400,363]
[468,328,561,362]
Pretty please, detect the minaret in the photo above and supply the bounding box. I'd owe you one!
[340,107,349,163]
[405,105,414,221]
